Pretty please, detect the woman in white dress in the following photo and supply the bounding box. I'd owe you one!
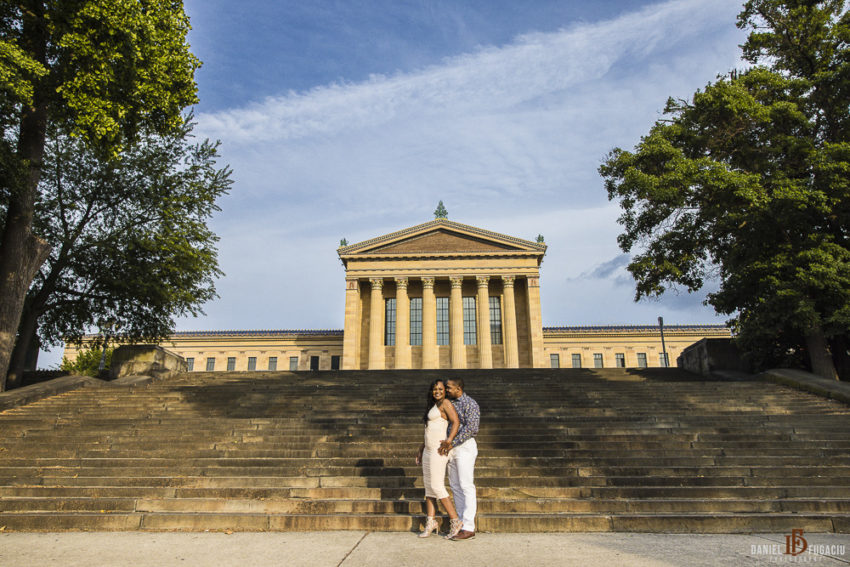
[416,379,462,538]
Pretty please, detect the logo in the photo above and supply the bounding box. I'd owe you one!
[751,529,846,563]
[785,530,809,557]
[786,529,808,556]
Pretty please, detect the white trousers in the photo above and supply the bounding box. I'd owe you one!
[447,437,477,532]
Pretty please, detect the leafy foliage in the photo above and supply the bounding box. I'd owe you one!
[0,0,202,387]
[29,118,231,349]
[600,1,850,377]
[61,345,113,377]
[0,0,199,148]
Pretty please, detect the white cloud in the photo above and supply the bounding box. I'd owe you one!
[42,1,743,368]
[179,0,742,334]
[199,0,739,145]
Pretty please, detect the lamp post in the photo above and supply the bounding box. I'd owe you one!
[658,316,669,367]
[97,318,116,373]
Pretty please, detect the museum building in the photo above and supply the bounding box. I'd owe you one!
[65,218,730,371]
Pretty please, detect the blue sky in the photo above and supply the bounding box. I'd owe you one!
[44,0,748,366]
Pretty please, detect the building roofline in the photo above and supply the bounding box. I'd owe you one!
[543,324,730,333]
[338,218,546,255]
[171,329,345,337]
[78,329,345,340]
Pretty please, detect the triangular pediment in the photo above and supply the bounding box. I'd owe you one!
[368,229,518,254]
[338,218,546,257]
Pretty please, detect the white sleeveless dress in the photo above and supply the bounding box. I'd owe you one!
[422,404,450,499]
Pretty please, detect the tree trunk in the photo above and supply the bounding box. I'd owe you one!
[6,311,40,390]
[805,326,839,381]
[828,334,850,382]
[0,2,51,391]
[0,229,50,391]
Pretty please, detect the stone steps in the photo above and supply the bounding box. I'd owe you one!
[0,367,848,532]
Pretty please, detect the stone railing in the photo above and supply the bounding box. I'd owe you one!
[678,338,747,376]
[110,344,187,380]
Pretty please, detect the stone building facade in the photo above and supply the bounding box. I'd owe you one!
[338,218,547,370]
[63,218,730,370]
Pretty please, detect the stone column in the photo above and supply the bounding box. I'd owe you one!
[422,277,438,368]
[394,277,411,369]
[342,278,361,370]
[449,276,466,369]
[476,276,493,369]
[501,275,519,368]
[526,275,545,368]
[368,278,385,370]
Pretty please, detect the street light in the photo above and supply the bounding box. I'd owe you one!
[97,318,117,373]
[658,316,669,368]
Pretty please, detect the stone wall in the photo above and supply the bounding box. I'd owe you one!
[110,345,187,380]
[678,338,747,376]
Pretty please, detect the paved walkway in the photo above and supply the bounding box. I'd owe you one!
[1,532,848,566]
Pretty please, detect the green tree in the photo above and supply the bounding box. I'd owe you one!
[0,1,199,389]
[60,345,113,378]
[5,118,231,388]
[599,0,850,380]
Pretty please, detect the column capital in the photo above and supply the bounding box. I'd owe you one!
[422,277,435,289]
[501,275,516,287]
[369,277,384,290]
[475,275,490,288]
[527,276,540,288]
[346,278,359,290]
[395,276,409,290]
[450,276,464,289]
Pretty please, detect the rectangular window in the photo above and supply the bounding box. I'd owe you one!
[489,296,502,345]
[659,353,669,367]
[331,355,340,370]
[289,356,298,371]
[594,353,603,368]
[268,356,277,371]
[310,356,319,370]
[463,296,477,345]
[186,357,194,371]
[206,357,215,371]
[572,354,582,368]
[436,297,449,345]
[637,353,647,368]
[410,297,423,346]
[227,357,236,371]
[247,357,257,371]
[550,353,560,368]
[385,298,396,346]
[615,353,625,368]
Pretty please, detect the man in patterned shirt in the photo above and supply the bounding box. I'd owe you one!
[440,377,480,540]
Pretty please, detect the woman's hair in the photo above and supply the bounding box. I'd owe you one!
[423,379,445,424]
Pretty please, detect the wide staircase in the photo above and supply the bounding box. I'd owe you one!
[0,368,848,533]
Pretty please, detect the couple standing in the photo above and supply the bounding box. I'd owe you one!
[416,377,479,541]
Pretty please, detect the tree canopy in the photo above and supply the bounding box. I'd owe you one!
[0,0,198,147]
[5,118,231,387]
[599,0,850,380]
[0,0,201,388]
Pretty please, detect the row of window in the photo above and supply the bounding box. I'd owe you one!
[384,296,503,346]
[186,355,342,372]
[550,352,670,369]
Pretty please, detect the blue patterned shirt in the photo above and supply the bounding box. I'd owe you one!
[449,393,480,447]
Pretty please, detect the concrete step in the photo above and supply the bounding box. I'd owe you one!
[0,511,845,533]
[6,496,849,515]
[1,465,847,480]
